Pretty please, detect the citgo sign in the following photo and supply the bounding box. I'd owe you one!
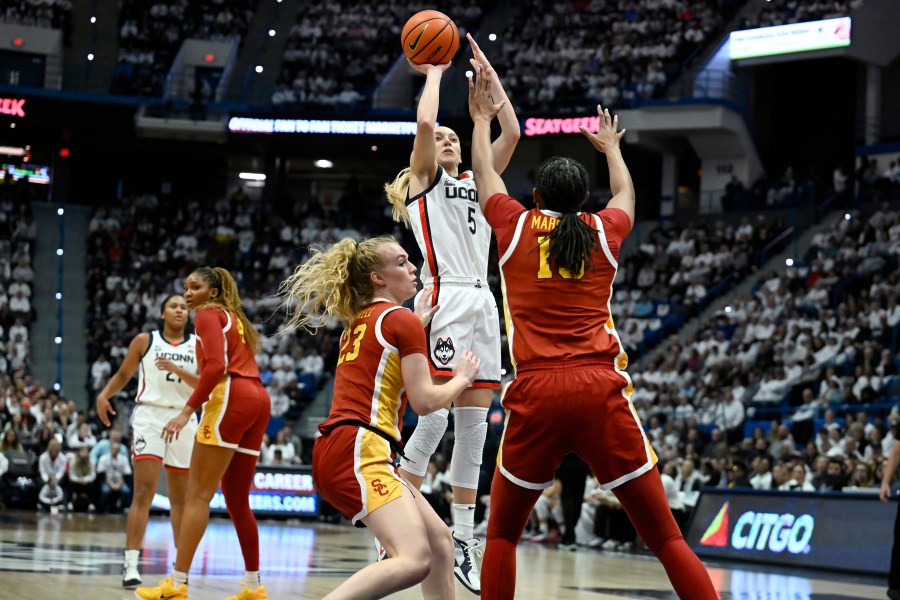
[698,501,814,554]
[686,489,892,574]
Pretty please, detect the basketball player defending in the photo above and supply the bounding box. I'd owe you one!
[383,33,518,595]
[96,294,199,588]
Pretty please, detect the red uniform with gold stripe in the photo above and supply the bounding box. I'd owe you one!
[484,193,657,490]
[313,300,427,524]
[189,307,270,455]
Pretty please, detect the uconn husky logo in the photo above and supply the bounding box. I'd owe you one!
[433,337,455,365]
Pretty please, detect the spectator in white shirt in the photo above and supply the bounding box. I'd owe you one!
[97,441,132,513]
[38,439,67,485]
[90,353,112,392]
[264,429,299,465]
[38,475,66,512]
[67,422,97,450]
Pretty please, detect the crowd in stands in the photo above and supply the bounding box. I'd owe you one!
[0,382,132,513]
[0,0,72,45]
[493,0,744,114]
[272,0,487,112]
[613,213,788,354]
[112,0,257,97]
[0,181,39,381]
[741,0,864,30]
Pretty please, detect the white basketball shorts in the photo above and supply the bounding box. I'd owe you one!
[131,403,198,470]
[417,281,501,389]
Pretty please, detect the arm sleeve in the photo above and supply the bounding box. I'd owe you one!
[597,207,633,261]
[186,309,227,410]
[382,309,428,358]
[483,193,526,255]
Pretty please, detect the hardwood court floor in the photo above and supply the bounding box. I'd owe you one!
[0,510,887,599]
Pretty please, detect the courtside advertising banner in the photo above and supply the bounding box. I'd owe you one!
[686,489,893,574]
[152,465,319,517]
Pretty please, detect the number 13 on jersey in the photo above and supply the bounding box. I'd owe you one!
[536,237,585,279]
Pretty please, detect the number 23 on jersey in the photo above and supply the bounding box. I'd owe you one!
[337,324,368,365]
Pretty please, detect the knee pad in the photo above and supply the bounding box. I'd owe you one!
[448,407,489,489]
[399,408,449,477]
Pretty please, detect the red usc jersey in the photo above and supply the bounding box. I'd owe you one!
[483,193,632,367]
[187,307,261,410]
[320,301,427,441]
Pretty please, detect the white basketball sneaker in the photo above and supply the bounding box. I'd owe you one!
[122,560,142,588]
[453,535,483,595]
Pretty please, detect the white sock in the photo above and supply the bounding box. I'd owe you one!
[245,571,260,590]
[124,549,139,564]
[172,570,188,587]
[453,503,477,539]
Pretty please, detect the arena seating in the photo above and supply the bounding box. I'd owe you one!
[273,0,487,112]
[112,0,257,97]
[493,0,745,114]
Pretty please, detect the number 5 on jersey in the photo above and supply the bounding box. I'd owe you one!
[338,324,368,365]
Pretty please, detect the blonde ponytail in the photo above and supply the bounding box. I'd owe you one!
[191,266,261,353]
[279,236,397,333]
[384,167,412,226]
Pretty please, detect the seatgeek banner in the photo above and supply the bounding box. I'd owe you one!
[685,489,893,574]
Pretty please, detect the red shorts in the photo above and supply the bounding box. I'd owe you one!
[312,426,406,525]
[498,359,657,490]
[196,375,270,456]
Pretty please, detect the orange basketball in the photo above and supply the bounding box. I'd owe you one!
[401,10,459,65]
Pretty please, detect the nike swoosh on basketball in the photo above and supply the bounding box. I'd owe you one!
[408,25,428,51]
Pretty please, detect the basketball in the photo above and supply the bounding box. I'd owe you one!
[401,10,459,65]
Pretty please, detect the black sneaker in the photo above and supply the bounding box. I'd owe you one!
[452,535,482,595]
[887,589,900,600]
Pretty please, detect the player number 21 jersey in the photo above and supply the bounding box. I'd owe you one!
[136,330,197,409]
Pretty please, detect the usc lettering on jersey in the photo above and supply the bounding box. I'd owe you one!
[320,301,428,442]
[483,193,633,367]
[407,165,490,283]
[136,330,197,409]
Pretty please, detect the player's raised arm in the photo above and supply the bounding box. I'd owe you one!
[467,33,520,175]
[468,62,508,213]
[580,105,634,227]
[409,61,452,190]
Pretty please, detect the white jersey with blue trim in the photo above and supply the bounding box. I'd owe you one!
[406,165,490,283]
[135,330,197,409]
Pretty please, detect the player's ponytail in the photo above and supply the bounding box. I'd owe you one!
[535,156,600,274]
[278,236,396,333]
[384,167,412,226]
[191,266,261,352]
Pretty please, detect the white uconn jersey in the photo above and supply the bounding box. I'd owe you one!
[136,330,197,409]
[407,165,490,282]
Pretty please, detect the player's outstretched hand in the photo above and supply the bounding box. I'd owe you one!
[580,105,625,154]
[407,58,451,75]
[881,480,893,502]
[467,62,504,122]
[467,33,495,75]
[96,395,116,427]
[453,350,481,386]
[414,292,440,328]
